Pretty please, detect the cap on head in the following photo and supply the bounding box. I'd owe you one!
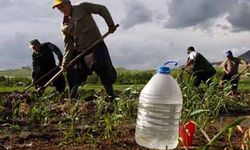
[29,39,40,48]
[52,0,70,9]
[226,50,233,57]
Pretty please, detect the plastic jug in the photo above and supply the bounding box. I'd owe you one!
[135,61,183,150]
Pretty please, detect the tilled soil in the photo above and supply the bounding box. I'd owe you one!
[0,91,249,150]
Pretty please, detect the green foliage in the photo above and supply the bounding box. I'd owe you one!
[0,76,31,87]
[28,104,51,124]
[87,69,155,84]
[0,67,32,77]
[116,69,155,84]
[203,118,246,150]
[9,124,22,133]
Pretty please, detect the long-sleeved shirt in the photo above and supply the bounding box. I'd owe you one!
[61,2,115,67]
[32,42,63,80]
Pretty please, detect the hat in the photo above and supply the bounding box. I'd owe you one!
[226,50,233,56]
[52,0,70,9]
[29,39,40,48]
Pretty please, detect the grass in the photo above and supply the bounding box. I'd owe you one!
[0,84,145,93]
[0,67,31,77]
[239,76,250,91]
[0,86,25,92]
[82,84,144,91]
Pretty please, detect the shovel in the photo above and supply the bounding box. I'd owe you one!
[42,24,119,90]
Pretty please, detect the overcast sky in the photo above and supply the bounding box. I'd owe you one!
[1,0,250,70]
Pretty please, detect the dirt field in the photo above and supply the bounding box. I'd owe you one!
[0,91,249,150]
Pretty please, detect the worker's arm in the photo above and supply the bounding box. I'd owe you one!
[32,53,40,83]
[82,2,116,32]
[182,58,194,70]
[223,60,229,74]
[61,35,75,71]
[186,59,194,68]
[47,43,63,66]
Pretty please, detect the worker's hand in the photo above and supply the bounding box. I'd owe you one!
[108,25,117,33]
[37,86,44,94]
[59,65,66,72]
[63,16,70,25]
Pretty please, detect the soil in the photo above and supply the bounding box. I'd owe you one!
[0,91,249,150]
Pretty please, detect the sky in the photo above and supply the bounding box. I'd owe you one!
[0,0,250,70]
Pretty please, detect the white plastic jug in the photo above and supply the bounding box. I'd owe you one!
[135,61,183,150]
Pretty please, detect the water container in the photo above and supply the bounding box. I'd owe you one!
[135,61,183,150]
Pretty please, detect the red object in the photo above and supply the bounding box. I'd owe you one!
[179,121,196,147]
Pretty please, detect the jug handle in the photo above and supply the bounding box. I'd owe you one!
[164,61,178,70]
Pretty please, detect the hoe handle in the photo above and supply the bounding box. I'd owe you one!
[230,65,249,82]
[43,24,119,89]
[23,67,58,93]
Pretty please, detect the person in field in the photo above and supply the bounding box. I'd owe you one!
[220,50,248,95]
[182,46,216,87]
[30,39,66,94]
[52,0,117,100]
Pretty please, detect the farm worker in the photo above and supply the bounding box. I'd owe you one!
[30,39,66,94]
[52,0,117,99]
[182,46,216,87]
[220,50,249,95]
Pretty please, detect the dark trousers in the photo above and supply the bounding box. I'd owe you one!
[66,42,117,99]
[193,69,216,87]
[36,67,66,93]
[222,73,239,91]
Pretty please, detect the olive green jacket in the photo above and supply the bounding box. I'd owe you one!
[62,2,115,67]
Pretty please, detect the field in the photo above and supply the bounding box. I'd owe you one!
[0,67,249,150]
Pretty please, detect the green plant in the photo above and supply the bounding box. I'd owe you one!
[202,117,246,150]
[9,124,22,133]
[101,114,121,140]
[59,101,85,145]
[28,104,51,124]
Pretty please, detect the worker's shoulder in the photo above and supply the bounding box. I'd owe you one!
[41,42,50,46]
[77,2,105,9]
[41,42,58,50]
[42,42,56,47]
[73,2,90,8]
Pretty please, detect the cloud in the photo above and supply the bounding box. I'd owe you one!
[1,0,250,70]
[227,1,250,32]
[0,0,10,8]
[165,0,232,28]
[121,1,153,29]
[0,0,55,23]
[0,33,31,69]
[164,0,250,33]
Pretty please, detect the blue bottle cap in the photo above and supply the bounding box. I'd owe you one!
[158,66,171,74]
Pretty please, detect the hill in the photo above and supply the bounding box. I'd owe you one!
[0,67,32,77]
[238,50,250,63]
